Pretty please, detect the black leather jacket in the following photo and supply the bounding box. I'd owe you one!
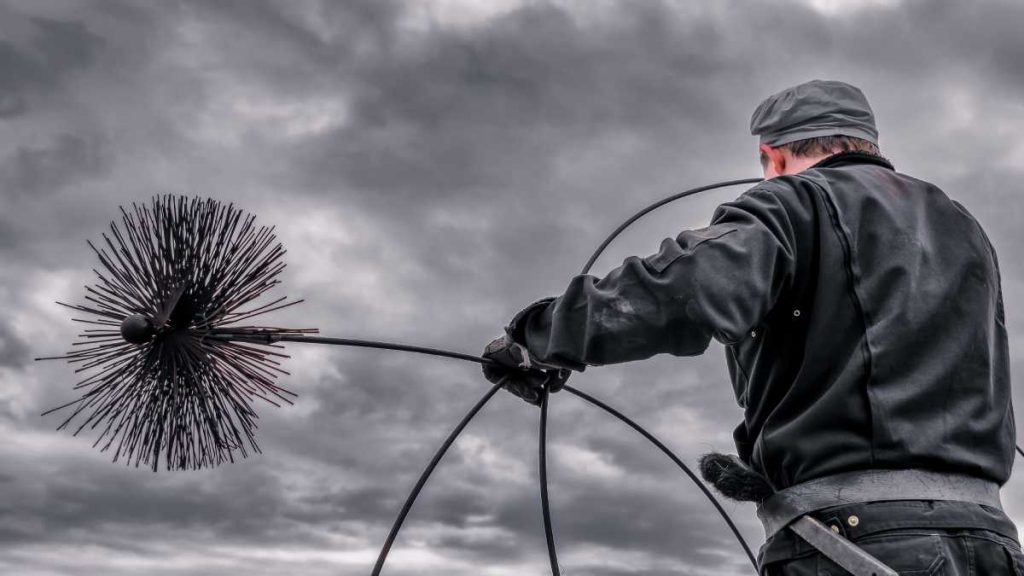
[519,152,1014,490]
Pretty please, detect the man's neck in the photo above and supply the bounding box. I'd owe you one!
[783,153,831,175]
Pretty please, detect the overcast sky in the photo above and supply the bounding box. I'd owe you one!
[3,0,1024,574]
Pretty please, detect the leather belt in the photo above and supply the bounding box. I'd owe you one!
[757,468,1003,539]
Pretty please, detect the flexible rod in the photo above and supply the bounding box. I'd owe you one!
[227,329,760,573]
[223,177,765,574]
[215,333,492,366]
[227,323,1023,575]
[370,380,505,576]
[563,384,759,570]
[538,176,763,573]
[538,389,561,575]
[580,177,763,275]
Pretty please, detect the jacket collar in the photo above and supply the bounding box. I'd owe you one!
[811,151,895,171]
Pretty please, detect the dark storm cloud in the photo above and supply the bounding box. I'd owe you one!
[0,217,14,250]
[187,0,402,70]
[0,14,104,117]
[0,320,28,367]
[4,0,1024,575]
[1,132,110,198]
[297,1,742,204]
[0,462,283,545]
[30,17,105,74]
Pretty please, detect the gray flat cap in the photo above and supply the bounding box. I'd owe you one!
[750,79,878,146]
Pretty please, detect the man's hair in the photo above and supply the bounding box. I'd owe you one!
[760,135,881,168]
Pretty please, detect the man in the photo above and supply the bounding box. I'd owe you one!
[483,80,1022,574]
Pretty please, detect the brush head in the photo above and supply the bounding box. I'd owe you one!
[698,452,774,503]
[41,195,316,471]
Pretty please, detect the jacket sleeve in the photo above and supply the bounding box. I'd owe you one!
[518,184,799,368]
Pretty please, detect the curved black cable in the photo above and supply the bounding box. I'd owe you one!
[363,176,764,575]
[217,333,492,366]
[528,176,762,574]
[370,380,504,576]
[538,389,561,575]
[563,384,759,570]
[573,174,1024,571]
[580,177,763,275]
[232,175,1024,574]
[229,332,752,574]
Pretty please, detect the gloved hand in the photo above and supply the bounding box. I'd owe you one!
[482,333,569,406]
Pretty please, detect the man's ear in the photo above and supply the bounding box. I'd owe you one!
[759,144,786,178]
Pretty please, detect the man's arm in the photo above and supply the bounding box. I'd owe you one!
[515,185,800,368]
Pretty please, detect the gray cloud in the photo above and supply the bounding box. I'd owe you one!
[30,17,104,74]
[0,14,104,117]
[4,0,1024,574]
[1,132,110,198]
[0,321,28,368]
[298,2,735,197]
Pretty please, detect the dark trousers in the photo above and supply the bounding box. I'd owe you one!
[764,529,1024,575]
[759,501,1024,575]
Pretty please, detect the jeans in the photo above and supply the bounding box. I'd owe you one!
[759,501,1024,576]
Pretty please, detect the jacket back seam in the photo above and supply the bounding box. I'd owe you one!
[809,182,878,467]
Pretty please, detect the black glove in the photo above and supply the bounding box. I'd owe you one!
[482,333,569,406]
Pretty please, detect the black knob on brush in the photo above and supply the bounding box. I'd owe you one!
[120,314,155,344]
